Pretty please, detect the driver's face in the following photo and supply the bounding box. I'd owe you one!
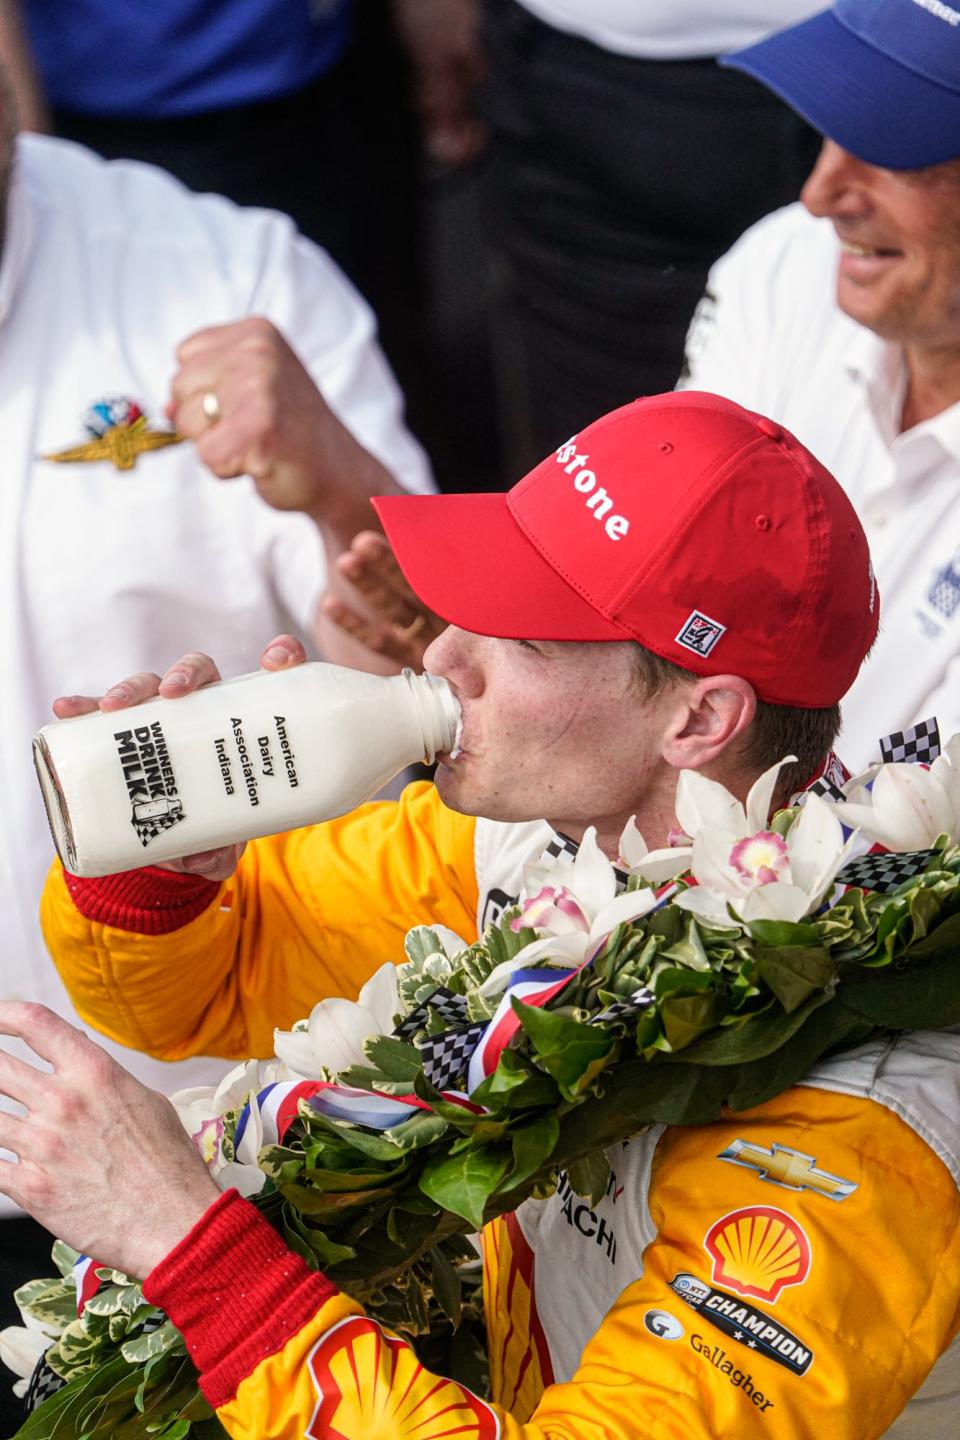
[423,627,675,845]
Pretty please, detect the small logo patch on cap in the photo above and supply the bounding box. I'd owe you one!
[676,610,727,657]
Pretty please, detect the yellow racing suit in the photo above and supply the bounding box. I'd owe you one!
[40,782,960,1440]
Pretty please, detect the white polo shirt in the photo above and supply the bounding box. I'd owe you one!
[511,0,826,58]
[0,135,432,1216]
[681,203,960,769]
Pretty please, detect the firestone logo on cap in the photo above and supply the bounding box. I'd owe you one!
[555,437,630,542]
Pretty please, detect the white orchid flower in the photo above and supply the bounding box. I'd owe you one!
[481,828,660,996]
[618,815,692,884]
[833,735,960,851]
[273,961,399,1080]
[675,792,859,926]
[675,755,798,843]
[170,1057,278,1192]
[0,1322,49,1397]
[171,1057,270,1167]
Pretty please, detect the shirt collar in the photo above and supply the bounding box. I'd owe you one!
[842,309,960,464]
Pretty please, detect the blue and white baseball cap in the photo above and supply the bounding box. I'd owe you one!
[724,0,960,169]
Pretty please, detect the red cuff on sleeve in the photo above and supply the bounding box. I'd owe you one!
[144,1189,339,1409]
[63,865,220,934]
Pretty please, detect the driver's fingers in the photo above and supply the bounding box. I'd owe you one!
[157,651,222,696]
[99,671,164,712]
[51,694,102,719]
[259,634,308,670]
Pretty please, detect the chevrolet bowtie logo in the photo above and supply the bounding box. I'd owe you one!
[718,1140,858,1202]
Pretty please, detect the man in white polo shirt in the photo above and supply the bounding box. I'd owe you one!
[0,85,432,1431]
[681,0,960,767]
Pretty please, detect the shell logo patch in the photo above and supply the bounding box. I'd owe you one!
[704,1206,811,1304]
[308,1315,500,1440]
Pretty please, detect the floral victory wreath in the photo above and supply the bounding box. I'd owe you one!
[5,719,960,1440]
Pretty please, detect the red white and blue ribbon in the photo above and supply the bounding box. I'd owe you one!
[73,1255,104,1317]
[233,1078,480,1152]
[466,966,577,1093]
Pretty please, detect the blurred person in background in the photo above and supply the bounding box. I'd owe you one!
[0,0,477,484]
[682,0,960,765]
[476,0,827,471]
[0,76,432,1432]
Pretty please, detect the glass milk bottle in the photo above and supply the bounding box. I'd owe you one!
[33,663,461,877]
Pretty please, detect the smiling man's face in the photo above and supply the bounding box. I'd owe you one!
[801,139,960,351]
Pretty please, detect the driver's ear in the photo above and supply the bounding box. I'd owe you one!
[660,675,756,771]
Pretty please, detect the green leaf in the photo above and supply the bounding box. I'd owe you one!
[281,1204,356,1268]
[362,1036,423,1082]
[278,1178,400,1218]
[404,926,453,967]
[566,1151,612,1206]
[384,1114,452,1152]
[838,918,960,1028]
[659,992,723,1051]
[727,1001,875,1112]
[300,1112,407,1162]
[470,1049,560,1110]
[153,1421,190,1440]
[121,1320,182,1365]
[512,1000,614,1100]
[52,1241,81,1279]
[499,1112,560,1194]
[299,1166,404,1193]
[754,945,836,1013]
[670,991,832,1066]
[428,1247,462,1328]
[419,1145,511,1228]
[660,919,712,972]
[747,919,820,948]
[11,1353,139,1439]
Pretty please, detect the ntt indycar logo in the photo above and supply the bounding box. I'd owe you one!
[555,437,630,542]
[670,1273,814,1377]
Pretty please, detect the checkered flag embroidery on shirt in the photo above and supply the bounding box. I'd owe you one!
[420,1021,488,1089]
[24,1355,66,1413]
[393,986,469,1041]
[879,717,941,766]
[837,849,937,893]
[592,987,656,1026]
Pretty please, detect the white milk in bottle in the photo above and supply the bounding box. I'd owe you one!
[33,663,461,877]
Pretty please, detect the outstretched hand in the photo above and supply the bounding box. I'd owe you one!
[50,635,308,881]
[322,530,446,670]
[0,1003,219,1278]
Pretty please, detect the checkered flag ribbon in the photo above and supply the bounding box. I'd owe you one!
[802,774,846,804]
[837,849,937,893]
[879,717,941,766]
[393,986,469,1041]
[592,987,655,1026]
[420,1021,489,1089]
[24,1354,65,1414]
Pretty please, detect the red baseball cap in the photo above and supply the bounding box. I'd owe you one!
[373,392,878,707]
